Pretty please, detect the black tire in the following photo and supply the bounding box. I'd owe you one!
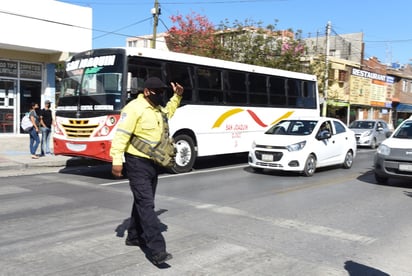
[342,150,354,169]
[303,154,316,177]
[171,134,196,173]
[374,172,388,184]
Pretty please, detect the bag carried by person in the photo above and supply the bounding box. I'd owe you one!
[130,113,176,168]
[21,113,33,132]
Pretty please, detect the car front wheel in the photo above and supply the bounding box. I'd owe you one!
[342,150,354,169]
[303,154,316,177]
[370,138,377,149]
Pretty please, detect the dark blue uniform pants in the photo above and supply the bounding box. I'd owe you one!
[125,153,166,255]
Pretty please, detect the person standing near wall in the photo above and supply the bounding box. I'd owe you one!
[28,102,40,159]
[40,100,53,156]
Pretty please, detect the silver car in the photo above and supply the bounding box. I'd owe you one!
[349,119,391,149]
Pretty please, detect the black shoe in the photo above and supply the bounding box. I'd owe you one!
[125,238,141,246]
[150,252,173,265]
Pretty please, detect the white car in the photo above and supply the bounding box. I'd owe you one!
[248,117,357,176]
[374,115,412,184]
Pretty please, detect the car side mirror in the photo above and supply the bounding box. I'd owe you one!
[385,131,392,138]
[377,127,383,131]
[317,130,331,140]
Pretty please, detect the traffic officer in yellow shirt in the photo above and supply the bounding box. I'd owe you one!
[110,77,184,265]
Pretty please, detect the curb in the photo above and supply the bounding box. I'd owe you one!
[0,156,108,172]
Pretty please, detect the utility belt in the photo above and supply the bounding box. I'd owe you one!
[129,113,176,168]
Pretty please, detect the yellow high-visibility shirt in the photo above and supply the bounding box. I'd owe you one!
[110,93,182,166]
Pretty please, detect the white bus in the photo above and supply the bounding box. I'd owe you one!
[54,47,319,173]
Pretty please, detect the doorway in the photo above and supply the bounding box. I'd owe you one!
[0,79,17,133]
[19,80,41,133]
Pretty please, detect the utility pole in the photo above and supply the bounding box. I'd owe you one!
[322,21,331,117]
[151,0,160,49]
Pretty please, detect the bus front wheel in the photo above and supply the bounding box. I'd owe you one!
[172,134,196,173]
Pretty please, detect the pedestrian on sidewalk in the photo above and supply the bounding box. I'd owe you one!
[28,102,40,159]
[110,77,184,265]
[40,100,53,156]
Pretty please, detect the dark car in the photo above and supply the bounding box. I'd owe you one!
[374,116,412,184]
[349,119,391,149]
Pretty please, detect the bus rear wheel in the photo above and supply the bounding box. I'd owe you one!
[172,134,196,173]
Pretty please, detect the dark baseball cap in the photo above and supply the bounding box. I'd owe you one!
[144,77,168,90]
[45,100,52,104]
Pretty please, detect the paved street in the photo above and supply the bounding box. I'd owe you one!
[0,150,411,275]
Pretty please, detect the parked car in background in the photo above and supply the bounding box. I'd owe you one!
[349,119,391,149]
[248,117,357,176]
[374,116,412,184]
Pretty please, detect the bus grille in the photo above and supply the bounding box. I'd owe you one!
[61,119,99,138]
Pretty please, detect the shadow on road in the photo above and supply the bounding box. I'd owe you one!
[58,153,249,179]
[357,169,412,189]
[344,260,389,276]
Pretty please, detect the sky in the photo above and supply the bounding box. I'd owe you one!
[62,0,412,65]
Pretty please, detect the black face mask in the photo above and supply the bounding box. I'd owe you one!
[147,92,164,107]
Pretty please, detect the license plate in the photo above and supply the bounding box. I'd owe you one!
[399,164,412,172]
[262,154,273,162]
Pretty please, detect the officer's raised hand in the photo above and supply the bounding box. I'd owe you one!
[171,82,184,96]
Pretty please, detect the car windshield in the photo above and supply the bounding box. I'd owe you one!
[265,120,317,135]
[349,121,375,129]
[393,121,412,139]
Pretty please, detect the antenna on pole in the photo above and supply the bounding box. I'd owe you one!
[151,0,160,49]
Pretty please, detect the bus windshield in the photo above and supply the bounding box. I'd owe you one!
[57,49,126,111]
[59,71,123,110]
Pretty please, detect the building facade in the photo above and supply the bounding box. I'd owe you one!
[0,0,91,134]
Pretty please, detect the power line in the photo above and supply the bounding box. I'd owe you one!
[93,17,153,40]
[0,9,156,42]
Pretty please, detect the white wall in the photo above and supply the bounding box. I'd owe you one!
[0,0,92,53]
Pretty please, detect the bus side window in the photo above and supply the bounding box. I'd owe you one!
[249,73,267,106]
[269,76,286,106]
[302,81,317,108]
[165,62,193,102]
[197,67,223,104]
[225,70,247,105]
[286,78,302,107]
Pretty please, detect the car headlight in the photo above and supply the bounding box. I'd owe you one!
[377,144,390,155]
[363,130,372,137]
[286,141,306,152]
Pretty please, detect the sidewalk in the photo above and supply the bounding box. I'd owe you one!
[0,134,104,174]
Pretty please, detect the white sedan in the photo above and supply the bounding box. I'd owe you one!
[248,117,357,176]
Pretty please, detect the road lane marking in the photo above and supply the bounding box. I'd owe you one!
[160,195,377,245]
[100,164,247,186]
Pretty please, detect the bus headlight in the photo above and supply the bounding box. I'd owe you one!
[107,116,116,126]
[100,126,110,136]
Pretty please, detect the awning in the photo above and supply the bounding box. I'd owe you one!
[396,103,412,112]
